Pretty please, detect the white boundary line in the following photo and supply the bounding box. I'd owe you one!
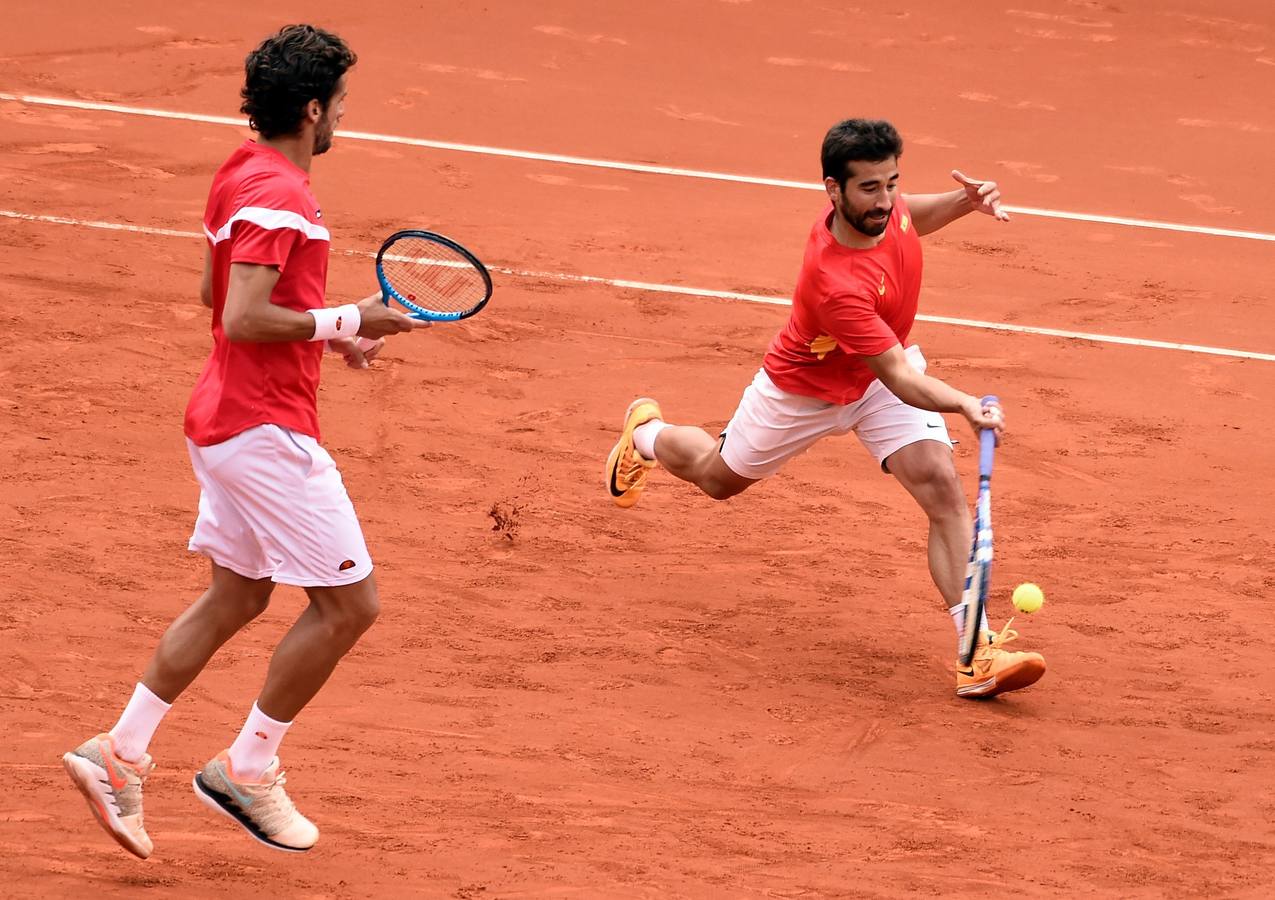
[2,208,1271,362]
[3,92,1274,244]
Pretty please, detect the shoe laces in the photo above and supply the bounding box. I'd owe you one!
[244,768,300,837]
[985,618,1019,652]
[617,449,649,486]
[109,757,154,819]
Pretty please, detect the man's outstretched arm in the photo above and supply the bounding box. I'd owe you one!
[905,170,1011,236]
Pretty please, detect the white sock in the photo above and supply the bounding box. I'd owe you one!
[227,702,292,781]
[632,420,669,461]
[109,682,173,763]
[949,603,990,650]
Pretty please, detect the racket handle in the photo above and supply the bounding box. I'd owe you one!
[978,394,999,478]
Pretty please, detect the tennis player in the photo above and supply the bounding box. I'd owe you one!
[606,119,1045,699]
[62,25,424,858]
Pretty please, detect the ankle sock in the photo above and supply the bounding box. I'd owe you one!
[632,420,668,460]
[226,702,292,780]
[109,682,173,763]
[949,603,990,651]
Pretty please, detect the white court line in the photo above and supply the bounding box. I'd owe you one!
[2,208,1271,362]
[3,92,1275,244]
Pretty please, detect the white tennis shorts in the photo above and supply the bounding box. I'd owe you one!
[720,344,953,480]
[186,424,373,587]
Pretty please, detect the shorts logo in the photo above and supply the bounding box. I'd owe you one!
[338,559,356,572]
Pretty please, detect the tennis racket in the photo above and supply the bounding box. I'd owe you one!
[375,230,492,321]
[958,395,999,667]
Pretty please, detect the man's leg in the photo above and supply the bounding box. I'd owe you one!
[648,426,757,501]
[883,440,971,609]
[63,562,274,859]
[140,563,276,704]
[606,370,845,507]
[885,439,1045,696]
[256,574,380,723]
[607,397,758,505]
[192,574,378,853]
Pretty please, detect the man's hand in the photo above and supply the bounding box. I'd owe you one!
[356,292,430,338]
[952,170,1010,222]
[960,395,1006,438]
[328,336,385,369]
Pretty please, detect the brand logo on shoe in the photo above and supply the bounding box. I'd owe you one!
[99,740,130,791]
[213,768,256,809]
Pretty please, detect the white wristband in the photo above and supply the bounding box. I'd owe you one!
[308,303,361,342]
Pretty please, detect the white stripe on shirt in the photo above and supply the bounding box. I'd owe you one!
[207,206,330,244]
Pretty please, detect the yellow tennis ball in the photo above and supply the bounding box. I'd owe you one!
[1012,583,1045,614]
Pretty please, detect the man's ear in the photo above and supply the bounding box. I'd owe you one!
[824,176,840,203]
[305,98,322,123]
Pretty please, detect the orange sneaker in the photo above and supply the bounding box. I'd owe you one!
[956,619,1046,699]
[62,733,155,859]
[604,397,663,508]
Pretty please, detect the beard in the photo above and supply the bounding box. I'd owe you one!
[313,119,334,155]
[847,205,891,237]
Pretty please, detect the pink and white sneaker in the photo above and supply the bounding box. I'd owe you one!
[63,733,155,859]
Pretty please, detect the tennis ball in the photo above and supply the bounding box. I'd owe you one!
[1012,583,1045,614]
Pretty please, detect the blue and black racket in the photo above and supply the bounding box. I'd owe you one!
[958,395,999,668]
[375,230,492,322]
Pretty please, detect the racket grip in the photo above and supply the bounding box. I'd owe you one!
[978,394,999,477]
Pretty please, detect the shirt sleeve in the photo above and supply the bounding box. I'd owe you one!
[225,177,306,272]
[818,290,901,357]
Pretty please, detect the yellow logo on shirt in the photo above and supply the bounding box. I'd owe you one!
[809,334,837,360]
[878,273,886,297]
[901,215,910,232]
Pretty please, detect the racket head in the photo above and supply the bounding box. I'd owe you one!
[375,229,493,322]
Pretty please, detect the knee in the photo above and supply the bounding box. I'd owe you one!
[699,459,753,501]
[704,482,744,501]
[209,585,272,625]
[242,592,272,621]
[324,586,380,640]
[915,464,968,520]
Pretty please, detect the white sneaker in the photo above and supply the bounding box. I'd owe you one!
[192,751,318,852]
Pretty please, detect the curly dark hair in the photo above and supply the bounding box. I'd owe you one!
[821,119,903,188]
[240,24,357,139]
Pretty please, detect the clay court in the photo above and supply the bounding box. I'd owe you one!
[2,1,1274,896]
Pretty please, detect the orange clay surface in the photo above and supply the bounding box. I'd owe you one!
[2,2,1275,897]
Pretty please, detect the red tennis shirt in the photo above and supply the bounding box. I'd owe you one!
[184,141,331,446]
[763,197,922,404]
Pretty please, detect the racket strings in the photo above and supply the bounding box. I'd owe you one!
[381,239,487,314]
